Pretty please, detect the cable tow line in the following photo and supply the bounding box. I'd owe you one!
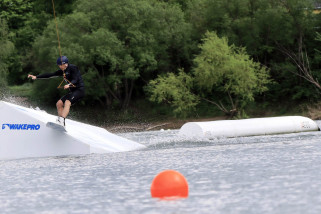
[51,0,76,89]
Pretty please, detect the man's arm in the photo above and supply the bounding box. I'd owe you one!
[28,70,62,80]
[36,70,62,79]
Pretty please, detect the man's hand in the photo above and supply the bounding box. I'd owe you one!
[64,84,70,90]
[28,74,37,80]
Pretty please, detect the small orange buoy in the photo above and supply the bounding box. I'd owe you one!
[151,170,188,199]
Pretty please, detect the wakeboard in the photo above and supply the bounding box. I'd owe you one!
[46,122,66,132]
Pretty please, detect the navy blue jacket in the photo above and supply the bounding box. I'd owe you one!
[36,64,85,91]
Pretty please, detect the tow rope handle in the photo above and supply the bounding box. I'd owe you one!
[57,73,76,89]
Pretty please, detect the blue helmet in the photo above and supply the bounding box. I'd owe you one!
[57,56,69,65]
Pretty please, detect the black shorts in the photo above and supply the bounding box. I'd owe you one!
[60,88,85,105]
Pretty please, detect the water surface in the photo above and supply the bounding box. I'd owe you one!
[1,123,321,213]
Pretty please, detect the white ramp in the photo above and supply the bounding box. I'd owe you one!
[179,116,320,138]
[0,101,145,160]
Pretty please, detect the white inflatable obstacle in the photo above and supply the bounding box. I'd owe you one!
[179,116,320,138]
[0,101,145,160]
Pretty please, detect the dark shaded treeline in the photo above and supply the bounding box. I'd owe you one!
[1,0,321,117]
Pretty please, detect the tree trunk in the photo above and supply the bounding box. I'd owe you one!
[122,78,134,109]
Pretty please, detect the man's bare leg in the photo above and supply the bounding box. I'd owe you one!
[61,100,71,119]
[56,100,64,117]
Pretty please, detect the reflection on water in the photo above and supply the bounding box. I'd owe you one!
[1,123,321,213]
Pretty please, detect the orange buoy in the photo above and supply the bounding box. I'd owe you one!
[151,170,188,199]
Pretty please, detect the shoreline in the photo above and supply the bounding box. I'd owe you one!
[2,95,228,133]
[4,95,318,134]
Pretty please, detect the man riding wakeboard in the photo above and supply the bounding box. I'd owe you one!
[28,56,85,127]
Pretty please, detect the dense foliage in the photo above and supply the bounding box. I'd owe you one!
[146,32,270,116]
[31,0,192,108]
[0,18,14,90]
[1,0,321,117]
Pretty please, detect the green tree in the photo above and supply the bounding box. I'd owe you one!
[0,19,14,90]
[0,0,33,30]
[185,0,321,103]
[193,32,270,115]
[0,0,33,85]
[146,70,199,116]
[147,32,271,117]
[31,0,192,108]
[0,0,76,85]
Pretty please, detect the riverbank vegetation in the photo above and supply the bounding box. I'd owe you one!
[1,0,321,126]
